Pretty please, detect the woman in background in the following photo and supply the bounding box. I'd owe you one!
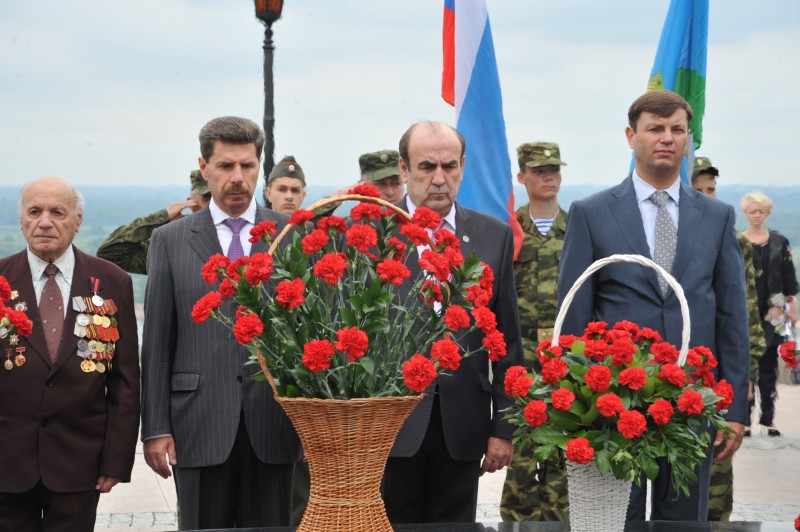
[740,191,799,436]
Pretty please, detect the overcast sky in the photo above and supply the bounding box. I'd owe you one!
[1,1,798,191]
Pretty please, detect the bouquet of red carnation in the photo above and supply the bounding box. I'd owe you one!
[778,341,799,369]
[0,275,34,370]
[192,188,506,399]
[504,319,733,497]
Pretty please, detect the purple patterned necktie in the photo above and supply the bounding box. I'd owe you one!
[223,218,247,260]
[41,263,64,362]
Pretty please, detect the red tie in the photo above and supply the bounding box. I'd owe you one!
[41,264,64,363]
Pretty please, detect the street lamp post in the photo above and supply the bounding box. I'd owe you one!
[254,0,284,182]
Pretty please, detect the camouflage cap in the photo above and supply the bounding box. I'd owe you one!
[517,142,567,168]
[691,156,719,180]
[190,169,209,195]
[267,155,306,185]
[359,150,401,181]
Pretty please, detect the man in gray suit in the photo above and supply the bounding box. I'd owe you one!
[556,91,749,521]
[141,116,301,529]
[382,121,523,523]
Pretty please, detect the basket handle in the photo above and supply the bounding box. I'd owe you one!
[259,193,414,395]
[552,254,690,366]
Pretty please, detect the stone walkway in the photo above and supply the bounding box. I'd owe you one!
[95,383,800,530]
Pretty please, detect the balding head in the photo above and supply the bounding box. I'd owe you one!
[19,176,84,262]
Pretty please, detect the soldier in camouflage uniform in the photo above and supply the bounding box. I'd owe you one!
[96,170,210,274]
[691,157,766,521]
[500,142,570,521]
[264,155,307,215]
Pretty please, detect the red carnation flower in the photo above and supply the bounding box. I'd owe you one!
[583,321,608,338]
[677,389,705,416]
[565,437,595,464]
[618,367,647,390]
[244,253,273,285]
[444,305,470,331]
[348,184,381,198]
[596,393,625,417]
[335,327,369,362]
[275,278,306,309]
[479,263,495,296]
[419,280,443,306]
[403,354,437,392]
[613,320,640,337]
[201,253,230,284]
[442,246,464,268]
[2,307,32,336]
[412,206,441,230]
[314,252,348,285]
[432,228,460,251]
[351,203,383,222]
[302,339,335,373]
[504,366,529,397]
[400,223,430,246]
[523,400,548,427]
[192,291,223,323]
[482,329,507,361]
[658,363,687,387]
[419,249,451,282]
[794,513,799,531]
[636,327,663,344]
[0,276,12,302]
[690,346,717,368]
[386,237,406,260]
[584,339,610,362]
[714,379,734,410]
[431,338,462,371]
[471,306,497,333]
[301,229,330,254]
[225,256,250,281]
[551,388,575,411]
[465,285,490,308]
[233,312,263,344]
[585,365,612,392]
[248,220,277,243]
[610,339,637,367]
[648,398,674,425]
[779,341,799,369]
[376,259,411,285]
[541,357,568,385]
[617,410,647,439]
[558,334,579,350]
[536,340,562,359]
[288,209,315,225]
[317,215,348,234]
[651,342,679,365]
[346,224,378,253]
[218,278,236,298]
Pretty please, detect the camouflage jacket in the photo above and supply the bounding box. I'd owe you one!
[515,205,568,367]
[96,209,170,275]
[738,232,766,361]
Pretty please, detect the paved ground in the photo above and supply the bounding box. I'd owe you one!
[95,382,800,530]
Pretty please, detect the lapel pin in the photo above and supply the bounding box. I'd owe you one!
[462,235,470,243]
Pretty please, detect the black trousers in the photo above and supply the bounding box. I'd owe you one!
[382,396,481,524]
[749,345,779,426]
[174,413,295,530]
[0,481,99,532]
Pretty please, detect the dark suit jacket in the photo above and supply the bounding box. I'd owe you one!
[140,204,301,468]
[0,247,140,492]
[390,198,523,461]
[556,177,750,423]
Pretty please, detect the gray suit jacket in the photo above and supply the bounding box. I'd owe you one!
[140,205,301,467]
[390,198,523,461]
[556,177,750,423]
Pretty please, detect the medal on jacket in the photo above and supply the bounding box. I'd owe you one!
[14,347,25,367]
[89,277,104,307]
[3,349,12,371]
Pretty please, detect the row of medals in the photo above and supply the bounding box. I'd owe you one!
[73,294,118,374]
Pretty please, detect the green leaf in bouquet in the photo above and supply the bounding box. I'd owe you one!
[339,306,357,328]
[640,375,656,397]
[358,356,376,375]
[531,426,571,446]
[569,340,586,356]
[641,454,659,481]
[533,444,557,461]
[550,410,581,432]
[595,449,613,475]
[579,404,599,426]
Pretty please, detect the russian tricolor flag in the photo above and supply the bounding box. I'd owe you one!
[443,0,523,257]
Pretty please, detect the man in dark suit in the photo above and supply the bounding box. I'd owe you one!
[141,116,301,529]
[556,91,749,521]
[0,176,140,532]
[381,121,523,523]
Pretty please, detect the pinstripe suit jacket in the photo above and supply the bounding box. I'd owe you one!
[389,199,523,461]
[140,205,301,468]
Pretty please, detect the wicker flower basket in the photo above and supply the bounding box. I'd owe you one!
[553,254,692,531]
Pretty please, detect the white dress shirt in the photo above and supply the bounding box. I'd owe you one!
[27,246,74,318]
[209,198,257,257]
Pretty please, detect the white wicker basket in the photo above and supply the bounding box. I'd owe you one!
[553,254,692,531]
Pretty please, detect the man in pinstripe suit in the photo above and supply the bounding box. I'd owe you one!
[141,116,301,529]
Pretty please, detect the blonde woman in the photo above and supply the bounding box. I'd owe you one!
[740,191,799,436]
